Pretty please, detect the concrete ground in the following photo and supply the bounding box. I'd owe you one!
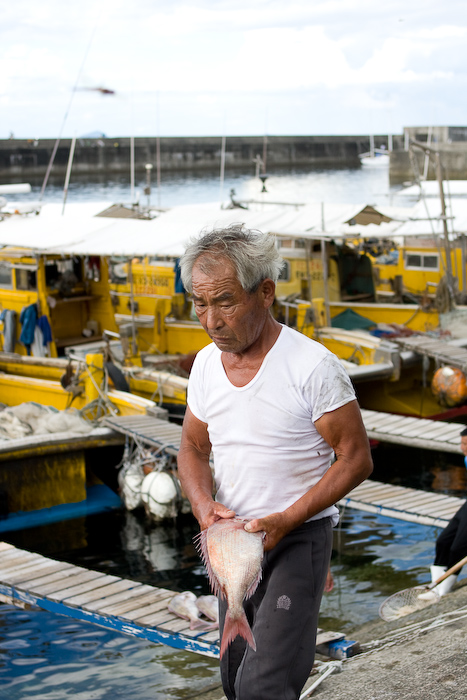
[195,579,467,699]
[310,578,467,700]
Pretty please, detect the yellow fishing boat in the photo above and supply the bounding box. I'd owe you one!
[0,197,463,422]
[0,348,173,529]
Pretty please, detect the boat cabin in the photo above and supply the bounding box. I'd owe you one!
[0,248,117,357]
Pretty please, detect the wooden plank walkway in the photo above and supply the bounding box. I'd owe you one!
[0,542,351,659]
[361,409,464,453]
[0,541,220,658]
[339,479,465,527]
[104,413,465,527]
[104,410,465,455]
[103,414,183,456]
[392,335,467,372]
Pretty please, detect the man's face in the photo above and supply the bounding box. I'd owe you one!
[191,255,270,354]
[461,435,467,457]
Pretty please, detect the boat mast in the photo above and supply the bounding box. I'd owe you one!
[61,135,76,215]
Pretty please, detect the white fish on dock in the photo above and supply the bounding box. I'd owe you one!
[196,594,219,624]
[195,518,264,658]
[167,591,217,631]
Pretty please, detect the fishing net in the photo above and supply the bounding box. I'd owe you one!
[379,586,440,622]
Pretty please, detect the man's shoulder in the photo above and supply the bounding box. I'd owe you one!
[192,342,219,368]
[280,325,332,357]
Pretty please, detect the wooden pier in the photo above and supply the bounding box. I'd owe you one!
[0,542,352,659]
[105,409,465,455]
[392,335,467,372]
[104,411,465,528]
[361,409,464,453]
[339,479,465,528]
[0,541,220,657]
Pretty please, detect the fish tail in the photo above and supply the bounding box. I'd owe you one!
[220,609,256,658]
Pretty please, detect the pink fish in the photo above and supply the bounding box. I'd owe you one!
[195,518,264,658]
[167,591,217,631]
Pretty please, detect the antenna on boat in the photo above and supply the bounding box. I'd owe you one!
[219,134,226,205]
[130,136,135,203]
[40,23,100,201]
[144,163,153,208]
[155,91,162,208]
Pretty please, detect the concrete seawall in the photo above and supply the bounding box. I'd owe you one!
[390,143,467,183]
[0,134,399,179]
[2,135,467,184]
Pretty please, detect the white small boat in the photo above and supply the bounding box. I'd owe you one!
[359,135,390,167]
[359,152,390,167]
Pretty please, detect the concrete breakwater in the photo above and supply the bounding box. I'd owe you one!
[0,134,399,179]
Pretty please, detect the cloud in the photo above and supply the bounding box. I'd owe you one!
[1,0,467,137]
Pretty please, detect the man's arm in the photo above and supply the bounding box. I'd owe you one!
[177,406,235,530]
[245,400,373,550]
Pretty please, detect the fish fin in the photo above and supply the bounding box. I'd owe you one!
[192,619,219,631]
[194,529,222,597]
[245,566,263,600]
[220,609,256,658]
[189,618,218,631]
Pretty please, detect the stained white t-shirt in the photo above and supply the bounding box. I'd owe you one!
[187,325,356,524]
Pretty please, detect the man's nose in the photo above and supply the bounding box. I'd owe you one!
[205,306,223,330]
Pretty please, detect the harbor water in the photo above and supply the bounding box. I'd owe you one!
[0,165,463,698]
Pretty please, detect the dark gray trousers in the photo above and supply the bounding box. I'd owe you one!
[435,500,467,569]
[219,517,333,700]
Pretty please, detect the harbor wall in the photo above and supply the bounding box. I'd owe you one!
[1,134,466,184]
[0,134,401,178]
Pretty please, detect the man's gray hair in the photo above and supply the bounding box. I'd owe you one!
[179,223,284,293]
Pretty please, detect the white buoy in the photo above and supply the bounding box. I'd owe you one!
[118,461,145,511]
[141,470,179,521]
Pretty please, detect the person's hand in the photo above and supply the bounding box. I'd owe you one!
[244,512,291,551]
[193,499,236,531]
[324,568,334,593]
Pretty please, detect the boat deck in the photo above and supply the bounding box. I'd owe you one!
[0,542,351,659]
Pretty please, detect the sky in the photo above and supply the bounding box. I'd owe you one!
[2,0,467,139]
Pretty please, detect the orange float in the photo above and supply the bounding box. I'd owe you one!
[431,366,467,407]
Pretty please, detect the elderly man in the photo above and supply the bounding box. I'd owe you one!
[177,224,373,700]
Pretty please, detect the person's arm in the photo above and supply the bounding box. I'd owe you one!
[245,400,373,550]
[177,406,235,530]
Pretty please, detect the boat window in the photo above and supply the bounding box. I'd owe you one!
[0,264,13,289]
[45,258,83,292]
[278,260,291,282]
[16,268,37,291]
[405,253,439,271]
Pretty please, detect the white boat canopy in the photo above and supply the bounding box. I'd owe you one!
[0,200,414,258]
[394,198,467,238]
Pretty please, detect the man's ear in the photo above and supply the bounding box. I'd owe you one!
[260,278,276,308]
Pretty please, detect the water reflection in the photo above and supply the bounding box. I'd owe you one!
[371,442,467,496]
[5,163,401,210]
[0,605,219,700]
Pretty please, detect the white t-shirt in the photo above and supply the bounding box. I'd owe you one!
[187,325,356,524]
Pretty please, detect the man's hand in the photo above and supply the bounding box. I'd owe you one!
[244,512,291,551]
[194,499,236,531]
